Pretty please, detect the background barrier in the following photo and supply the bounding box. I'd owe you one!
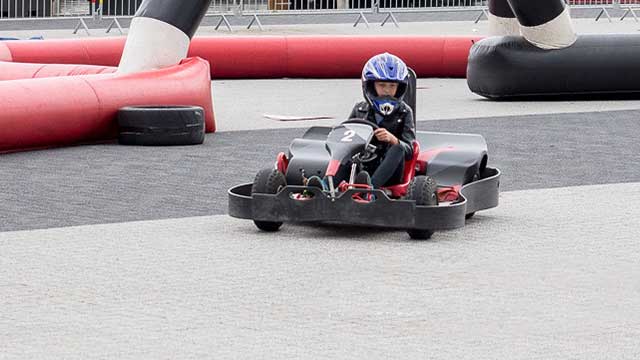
[0,57,214,153]
[0,35,481,78]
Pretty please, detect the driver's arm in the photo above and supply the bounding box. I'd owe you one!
[348,106,357,120]
[398,108,416,160]
[347,102,365,121]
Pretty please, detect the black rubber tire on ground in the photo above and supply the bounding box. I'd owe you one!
[405,175,439,240]
[251,168,287,232]
[117,105,206,146]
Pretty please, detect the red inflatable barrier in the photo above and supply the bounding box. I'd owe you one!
[284,36,476,78]
[190,36,288,78]
[2,37,125,66]
[0,57,214,153]
[0,36,481,79]
[0,62,116,81]
[0,35,478,153]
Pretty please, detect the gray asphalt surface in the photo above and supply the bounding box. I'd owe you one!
[211,78,640,132]
[2,183,640,359]
[2,17,640,359]
[1,109,640,232]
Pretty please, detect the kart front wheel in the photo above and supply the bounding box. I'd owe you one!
[251,168,287,232]
[406,175,438,240]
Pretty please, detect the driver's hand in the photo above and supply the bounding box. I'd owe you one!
[374,128,399,145]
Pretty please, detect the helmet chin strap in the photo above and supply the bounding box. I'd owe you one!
[379,103,395,116]
[373,96,399,116]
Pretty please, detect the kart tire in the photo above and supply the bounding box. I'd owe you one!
[406,175,438,240]
[251,168,287,232]
[117,105,206,146]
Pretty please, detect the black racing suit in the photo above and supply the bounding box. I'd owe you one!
[348,101,416,188]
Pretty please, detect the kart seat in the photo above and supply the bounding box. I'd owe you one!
[405,68,417,126]
[383,141,420,198]
[301,126,332,140]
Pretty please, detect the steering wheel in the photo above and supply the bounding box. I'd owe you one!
[342,118,379,130]
[341,119,379,163]
[358,149,378,163]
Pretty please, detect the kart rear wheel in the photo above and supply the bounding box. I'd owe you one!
[406,175,438,240]
[251,168,286,232]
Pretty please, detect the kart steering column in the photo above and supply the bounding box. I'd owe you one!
[328,176,336,201]
[325,159,341,200]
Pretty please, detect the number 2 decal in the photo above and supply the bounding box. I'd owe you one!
[341,130,356,142]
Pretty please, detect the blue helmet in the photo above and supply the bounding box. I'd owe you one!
[362,53,409,116]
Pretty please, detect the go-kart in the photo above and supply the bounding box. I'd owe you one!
[228,118,500,239]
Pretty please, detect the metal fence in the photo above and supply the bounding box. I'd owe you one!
[378,0,486,12]
[563,0,640,21]
[619,0,640,20]
[563,0,616,21]
[207,0,238,15]
[0,0,88,18]
[565,0,614,8]
[1,0,54,18]
[0,0,142,19]
[243,0,374,15]
[0,0,638,21]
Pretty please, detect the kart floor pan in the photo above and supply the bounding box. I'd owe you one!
[228,168,500,231]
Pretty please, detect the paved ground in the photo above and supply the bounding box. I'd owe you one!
[2,183,640,359]
[2,108,640,232]
[211,78,640,131]
[2,18,640,359]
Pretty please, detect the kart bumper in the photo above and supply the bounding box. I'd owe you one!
[228,168,500,231]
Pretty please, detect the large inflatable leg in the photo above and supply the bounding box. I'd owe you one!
[507,0,576,49]
[118,0,212,73]
[488,0,519,36]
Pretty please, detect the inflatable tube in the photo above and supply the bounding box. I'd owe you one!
[0,36,480,79]
[0,0,215,154]
[0,62,115,81]
[2,37,125,66]
[441,37,480,78]
[285,36,476,78]
[189,36,288,78]
[467,35,640,99]
[0,57,214,153]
